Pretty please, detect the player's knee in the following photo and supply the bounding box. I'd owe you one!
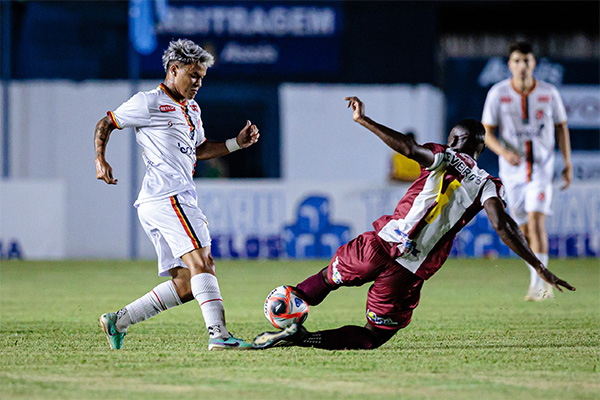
[183,249,216,275]
[171,278,193,302]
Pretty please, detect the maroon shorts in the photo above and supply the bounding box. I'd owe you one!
[326,231,424,330]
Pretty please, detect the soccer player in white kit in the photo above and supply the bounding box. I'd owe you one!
[94,39,260,350]
[482,41,572,301]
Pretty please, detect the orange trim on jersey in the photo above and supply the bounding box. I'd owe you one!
[170,196,201,250]
[106,111,122,129]
[510,79,537,121]
[159,84,195,134]
[158,83,187,106]
[525,140,533,182]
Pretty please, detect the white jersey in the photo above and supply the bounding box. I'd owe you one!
[482,78,567,183]
[108,84,206,206]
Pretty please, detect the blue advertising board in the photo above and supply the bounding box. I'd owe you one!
[136,1,343,78]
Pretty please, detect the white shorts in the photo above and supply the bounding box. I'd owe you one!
[501,179,553,226]
[137,193,211,277]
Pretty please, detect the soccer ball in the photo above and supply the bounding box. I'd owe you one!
[263,285,309,329]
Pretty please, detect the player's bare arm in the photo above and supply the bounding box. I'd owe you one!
[345,96,434,167]
[94,115,118,185]
[483,196,575,292]
[196,120,260,160]
[483,124,521,166]
[555,122,573,190]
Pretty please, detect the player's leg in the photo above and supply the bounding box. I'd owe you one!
[292,267,336,306]
[99,203,190,350]
[180,247,250,349]
[253,232,409,350]
[524,182,554,301]
[161,194,250,350]
[503,179,544,299]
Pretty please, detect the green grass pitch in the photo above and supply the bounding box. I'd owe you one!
[1,258,598,399]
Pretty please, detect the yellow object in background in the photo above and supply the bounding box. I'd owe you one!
[390,152,422,182]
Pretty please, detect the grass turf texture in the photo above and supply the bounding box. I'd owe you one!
[1,258,598,399]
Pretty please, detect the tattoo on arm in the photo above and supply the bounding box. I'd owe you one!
[94,117,115,159]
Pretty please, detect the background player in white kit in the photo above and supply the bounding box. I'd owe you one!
[94,39,259,350]
[482,41,572,301]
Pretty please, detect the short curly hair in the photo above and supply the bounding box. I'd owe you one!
[162,39,215,72]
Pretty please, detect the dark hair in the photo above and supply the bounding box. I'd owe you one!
[454,119,485,139]
[509,41,534,57]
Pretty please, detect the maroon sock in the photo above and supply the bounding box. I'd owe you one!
[294,268,333,306]
[296,325,378,350]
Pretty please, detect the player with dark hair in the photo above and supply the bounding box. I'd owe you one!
[482,40,572,301]
[94,39,259,350]
[252,96,575,350]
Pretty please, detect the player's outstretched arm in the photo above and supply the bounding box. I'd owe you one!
[94,115,118,185]
[483,197,575,293]
[345,96,434,167]
[196,120,260,160]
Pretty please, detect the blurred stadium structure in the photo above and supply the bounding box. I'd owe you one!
[0,1,598,260]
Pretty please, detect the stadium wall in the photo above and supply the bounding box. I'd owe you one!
[0,81,598,260]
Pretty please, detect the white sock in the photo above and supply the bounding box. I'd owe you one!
[535,253,550,288]
[190,273,229,339]
[115,281,182,332]
[527,253,549,290]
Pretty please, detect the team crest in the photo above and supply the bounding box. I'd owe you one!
[538,192,546,202]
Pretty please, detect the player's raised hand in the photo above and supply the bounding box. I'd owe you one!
[345,96,366,122]
[237,120,260,149]
[95,158,118,185]
[538,267,576,293]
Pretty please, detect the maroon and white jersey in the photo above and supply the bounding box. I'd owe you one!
[374,143,506,280]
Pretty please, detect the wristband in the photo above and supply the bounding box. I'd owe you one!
[225,138,241,153]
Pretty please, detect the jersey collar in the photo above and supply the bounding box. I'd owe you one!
[159,83,187,106]
[510,78,537,97]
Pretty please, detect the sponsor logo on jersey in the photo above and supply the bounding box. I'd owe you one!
[159,105,176,112]
[167,120,189,128]
[538,95,551,103]
[177,142,195,157]
[443,151,484,184]
[367,309,399,326]
[500,96,512,103]
[189,104,199,112]
[392,228,419,257]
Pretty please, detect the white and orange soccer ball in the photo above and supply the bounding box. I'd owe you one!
[263,285,309,329]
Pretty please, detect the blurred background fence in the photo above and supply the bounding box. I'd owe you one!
[0,1,598,260]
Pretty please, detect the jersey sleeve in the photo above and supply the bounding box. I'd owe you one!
[423,142,448,171]
[551,86,568,124]
[481,86,499,127]
[480,177,507,207]
[108,92,151,130]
